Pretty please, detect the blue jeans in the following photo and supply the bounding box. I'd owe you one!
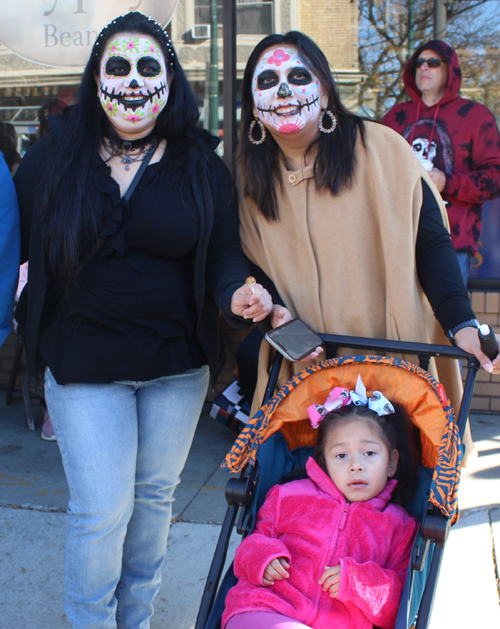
[45,365,210,629]
[456,252,472,287]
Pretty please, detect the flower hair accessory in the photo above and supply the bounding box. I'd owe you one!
[307,375,395,429]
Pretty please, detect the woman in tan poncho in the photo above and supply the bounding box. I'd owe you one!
[236,32,500,465]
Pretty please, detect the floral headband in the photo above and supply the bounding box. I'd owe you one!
[307,375,395,429]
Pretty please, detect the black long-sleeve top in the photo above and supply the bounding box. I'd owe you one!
[415,179,475,331]
[37,145,208,383]
[15,113,252,385]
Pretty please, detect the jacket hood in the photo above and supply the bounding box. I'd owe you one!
[305,457,397,511]
[403,40,461,107]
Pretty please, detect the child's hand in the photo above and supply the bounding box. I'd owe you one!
[319,565,341,598]
[263,557,290,586]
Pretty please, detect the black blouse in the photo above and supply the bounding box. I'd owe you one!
[39,147,207,384]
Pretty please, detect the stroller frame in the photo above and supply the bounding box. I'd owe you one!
[196,333,481,629]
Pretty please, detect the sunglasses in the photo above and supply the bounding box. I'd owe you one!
[413,57,447,69]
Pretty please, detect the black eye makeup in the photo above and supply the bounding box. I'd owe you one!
[288,69,313,85]
[256,67,313,91]
[137,56,162,77]
[257,71,279,90]
[105,56,131,77]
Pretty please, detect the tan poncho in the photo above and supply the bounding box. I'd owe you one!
[239,121,463,417]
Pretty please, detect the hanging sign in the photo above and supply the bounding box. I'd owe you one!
[0,0,178,68]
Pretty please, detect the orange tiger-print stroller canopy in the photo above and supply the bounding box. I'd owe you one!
[223,355,463,523]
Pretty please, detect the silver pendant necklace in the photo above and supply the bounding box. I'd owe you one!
[119,141,149,170]
[104,137,158,170]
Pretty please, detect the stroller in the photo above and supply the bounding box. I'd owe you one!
[195,332,484,629]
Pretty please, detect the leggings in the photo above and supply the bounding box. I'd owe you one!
[225,611,313,629]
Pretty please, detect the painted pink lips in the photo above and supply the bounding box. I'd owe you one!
[278,122,302,134]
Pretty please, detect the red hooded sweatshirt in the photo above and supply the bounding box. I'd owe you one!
[382,40,500,255]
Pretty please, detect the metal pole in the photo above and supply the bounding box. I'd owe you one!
[209,0,219,136]
[408,0,415,55]
[223,0,237,170]
[434,0,447,40]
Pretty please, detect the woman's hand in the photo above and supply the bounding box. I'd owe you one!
[454,327,500,374]
[319,565,341,598]
[270,306,323,363]
[262,557,290,586]
[231,283,272,322]
[294,346,324,363]
[270,305,292,328]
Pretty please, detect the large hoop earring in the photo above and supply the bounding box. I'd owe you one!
[318,110,337,134]
[248,118,266,145]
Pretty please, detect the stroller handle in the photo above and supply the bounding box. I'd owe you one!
[318,333,473,361]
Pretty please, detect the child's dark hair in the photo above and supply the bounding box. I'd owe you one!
[314,403,419,509]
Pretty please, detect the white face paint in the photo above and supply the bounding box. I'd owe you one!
[252,46,323,135]
[97,33,169,137]
[412,137,437,162]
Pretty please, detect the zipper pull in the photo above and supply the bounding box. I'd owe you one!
[338,503,349,530]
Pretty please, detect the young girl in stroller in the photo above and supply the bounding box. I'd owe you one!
[222,376,419,629]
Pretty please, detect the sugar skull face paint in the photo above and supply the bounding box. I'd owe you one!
[252,46,324,135]
[97,33,169,137]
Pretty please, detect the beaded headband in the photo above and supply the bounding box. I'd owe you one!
[93,13,175,71]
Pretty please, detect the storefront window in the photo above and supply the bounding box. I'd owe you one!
[194,0,274,35]
[0,81,78,174]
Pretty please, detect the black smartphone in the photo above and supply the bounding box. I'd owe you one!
[265,319,323,361]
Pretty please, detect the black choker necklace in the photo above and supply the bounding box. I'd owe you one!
[104,136,159,171]
[115,129,158,151]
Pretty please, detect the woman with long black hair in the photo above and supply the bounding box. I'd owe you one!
[14,12,271,628]
[236,31,500,463]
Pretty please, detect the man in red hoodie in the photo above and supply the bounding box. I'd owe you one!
[382,40,500,285]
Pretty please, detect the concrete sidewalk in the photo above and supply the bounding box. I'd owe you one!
[1,399,499,628]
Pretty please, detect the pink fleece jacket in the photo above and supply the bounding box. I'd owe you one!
[222,458,418,629]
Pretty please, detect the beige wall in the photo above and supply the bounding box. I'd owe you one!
[299,0,358,71]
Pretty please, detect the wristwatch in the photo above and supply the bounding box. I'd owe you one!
[446,319,480,345]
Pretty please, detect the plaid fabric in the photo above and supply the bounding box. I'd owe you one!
[209,380,251,434]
